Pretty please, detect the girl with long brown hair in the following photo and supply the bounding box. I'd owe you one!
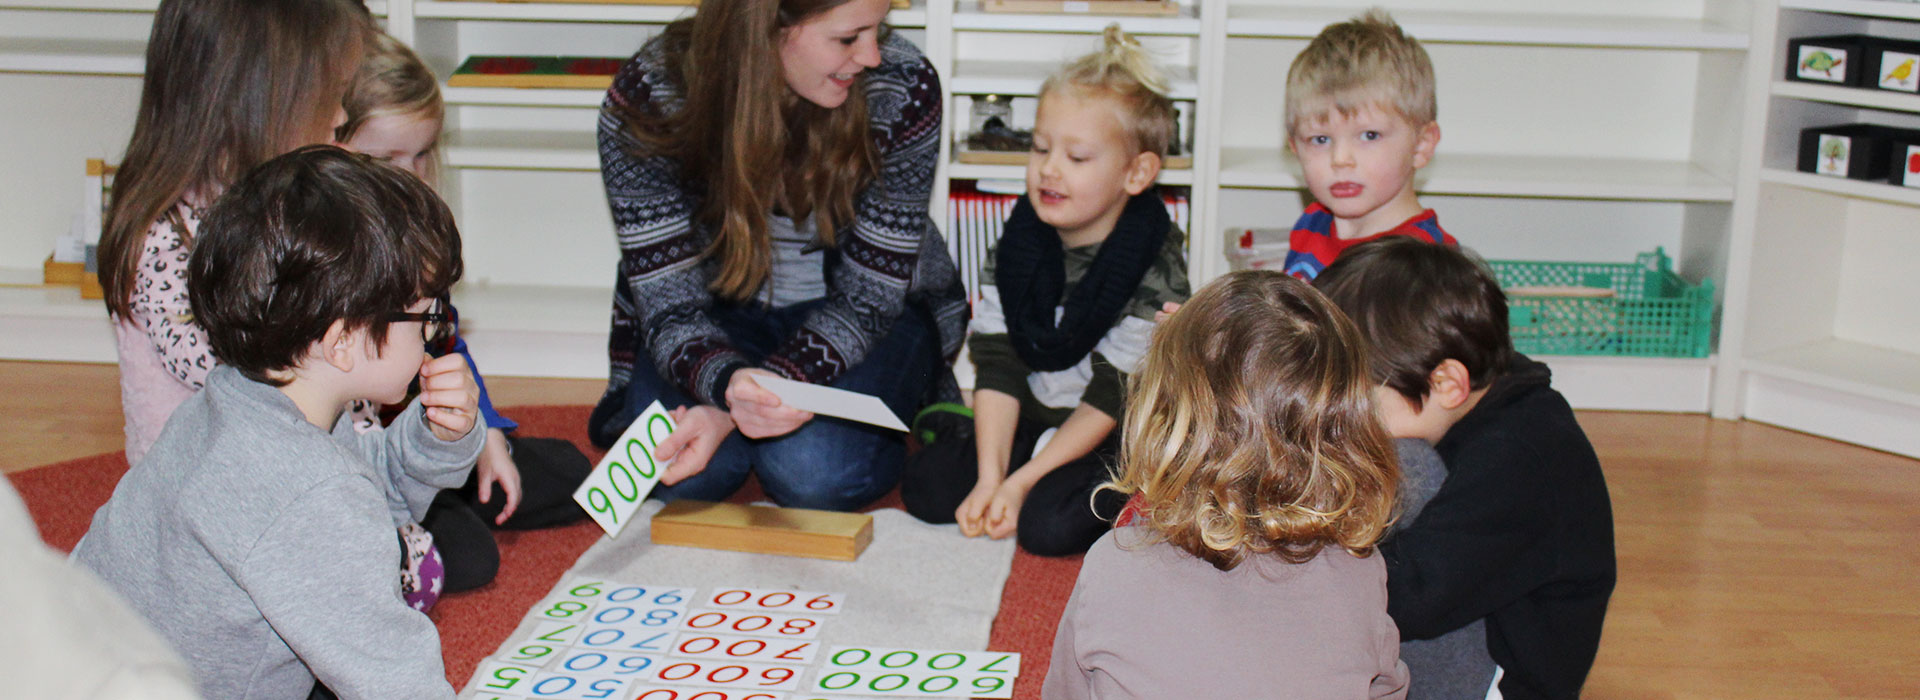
[591,0,965,510]
[1044,270,1409,698]
[100,0,369,465]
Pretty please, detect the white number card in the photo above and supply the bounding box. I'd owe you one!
[572,401,676,537]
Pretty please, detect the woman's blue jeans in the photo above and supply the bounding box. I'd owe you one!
[590,300,942,511]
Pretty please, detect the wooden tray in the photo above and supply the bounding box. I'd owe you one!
[446,55,623,89]
[980,0,1178,16]
[650,500,874,562]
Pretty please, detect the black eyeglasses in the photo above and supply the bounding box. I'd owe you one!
[387,295,454,347]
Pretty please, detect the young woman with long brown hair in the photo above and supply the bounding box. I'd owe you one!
[590,0,965,510]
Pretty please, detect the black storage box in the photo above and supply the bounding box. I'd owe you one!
[1867,37,1920,93]
[1788,34,1869,86]
[1798,124,1907,180]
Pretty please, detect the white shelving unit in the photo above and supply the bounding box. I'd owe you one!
[0,0,1794,421]
[0,37,144,74]
[1718,0,1920,457]
[1208,0,1751,413]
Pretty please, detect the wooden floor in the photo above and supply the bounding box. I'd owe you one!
[2,361,1914,698]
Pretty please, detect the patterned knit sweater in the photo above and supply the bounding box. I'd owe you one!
[597,32,966,408]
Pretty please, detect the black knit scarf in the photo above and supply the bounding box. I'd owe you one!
[995,188,1168,372]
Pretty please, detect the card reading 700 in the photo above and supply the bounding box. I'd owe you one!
[572,400,676,537]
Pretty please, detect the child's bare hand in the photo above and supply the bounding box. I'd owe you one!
[983,478,1033,540]
[955,478,1001,537]
[476,428,522,524]
[418,353,479,441]
[655,405,735,485]
[1154,301,1182,323]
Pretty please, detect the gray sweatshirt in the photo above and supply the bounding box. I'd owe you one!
[73,365,483,700]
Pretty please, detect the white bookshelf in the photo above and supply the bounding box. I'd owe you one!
[949,1,1202,34]
[0,0,1809,422]
[412,1,692,23]
[1718,0,1920,456]
[2,0,154,9]
[0,286,117,363]
[0,37,143,74]
[1771,78,1920,112]
[948,59,1200,99]
[443,129,598,171]
[1226,5,1749,49]
[1217,149,1735,201]
[1780,0,1920,21]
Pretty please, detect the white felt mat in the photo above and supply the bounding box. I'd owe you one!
[459,501,1020,699]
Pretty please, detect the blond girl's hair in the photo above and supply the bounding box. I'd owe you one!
[336,32,445,182]
[1040,24,1178,157]
[1284,7,1436,136]
[100,0,370,319]
[1106,269,1400,571]
[623,0,882,302]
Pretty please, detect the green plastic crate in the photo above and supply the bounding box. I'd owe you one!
[1488,248,1713,358]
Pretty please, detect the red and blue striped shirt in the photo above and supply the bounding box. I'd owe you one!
[1282,202,1455,281]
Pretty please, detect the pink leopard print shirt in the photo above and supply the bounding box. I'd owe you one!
[116,202,213,465]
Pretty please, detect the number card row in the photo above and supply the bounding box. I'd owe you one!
[555,579,845,615]
[503,633,819,673]
[808,647,1019,699]
[476,656,807,698]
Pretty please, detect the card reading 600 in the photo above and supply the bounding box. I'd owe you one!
[572,400,677,537]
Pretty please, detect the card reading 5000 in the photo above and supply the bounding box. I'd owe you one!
[572,400,677,537]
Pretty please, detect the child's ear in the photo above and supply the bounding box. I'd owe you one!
[1412,121,1441,169]
[1123,151,1162,195]
[1427,358,1474,410]
[320,320,358,374]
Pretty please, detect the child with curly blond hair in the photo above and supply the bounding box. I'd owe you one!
[1044,269,1408,699]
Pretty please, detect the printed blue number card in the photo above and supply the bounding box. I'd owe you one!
[572,400,676,537]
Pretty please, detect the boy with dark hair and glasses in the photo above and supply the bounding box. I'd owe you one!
[75,146,482,700]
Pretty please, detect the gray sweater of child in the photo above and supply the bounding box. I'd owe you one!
[73,365,483,700]
[1046,527,1409,700]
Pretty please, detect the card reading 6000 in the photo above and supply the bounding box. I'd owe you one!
[573,400,677,537]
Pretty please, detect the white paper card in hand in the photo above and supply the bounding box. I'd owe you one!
[751,375,908,432]
[572,400,677,537]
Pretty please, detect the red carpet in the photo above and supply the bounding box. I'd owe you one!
[7,405,1078,700]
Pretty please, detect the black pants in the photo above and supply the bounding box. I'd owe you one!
[424,434,597,595]
[420,490,497,594]
[901,415,1126,556]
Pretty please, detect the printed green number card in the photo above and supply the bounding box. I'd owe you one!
[572,400,677,537]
